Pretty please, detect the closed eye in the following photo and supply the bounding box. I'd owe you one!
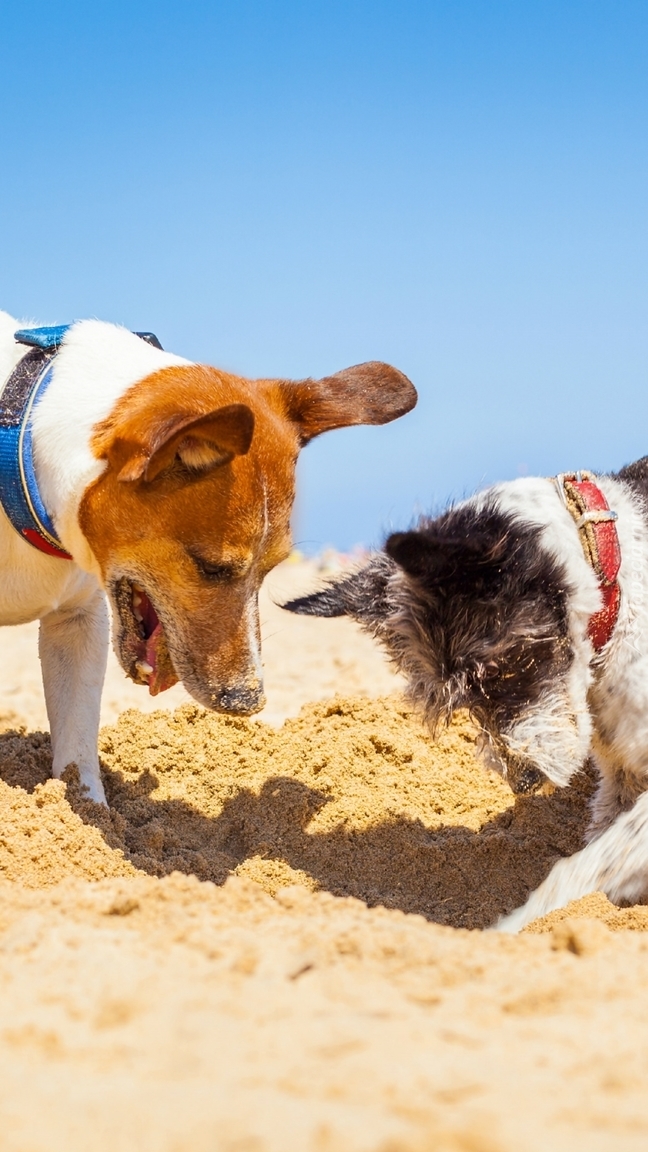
[190,554,241,583]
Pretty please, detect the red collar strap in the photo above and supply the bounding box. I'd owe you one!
[556,471,621,652]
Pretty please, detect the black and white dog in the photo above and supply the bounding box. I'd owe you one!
[283,460,648,931]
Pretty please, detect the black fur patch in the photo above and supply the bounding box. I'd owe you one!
[283,501,573,783]
[616,456,648,511]
[384,501,572,728]
[282,554,394,639]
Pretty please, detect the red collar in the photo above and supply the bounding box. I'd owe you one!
[557,472,621,652]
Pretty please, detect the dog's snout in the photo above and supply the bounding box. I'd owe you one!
[212,684,266,716]
[477,733,546,795]
[509,764,546,795]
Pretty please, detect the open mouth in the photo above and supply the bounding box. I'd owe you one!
[113,578,179,696]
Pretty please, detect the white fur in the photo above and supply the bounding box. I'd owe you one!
[246,595,264,687]
[492,473,648,930]
[31,319,189,576]
[502,688,593,789]
[498,791,648,932]
[0,313,191,802]
[246,483,267,689]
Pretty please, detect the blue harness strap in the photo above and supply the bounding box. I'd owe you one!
[0,324,164,561]
[14,326,163,351]
[0,345,72,558]
[13,324,71,350]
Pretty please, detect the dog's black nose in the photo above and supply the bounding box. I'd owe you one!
[510,765,545,794]
[212,685,265,715]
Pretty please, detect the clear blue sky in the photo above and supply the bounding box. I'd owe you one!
[2,1,647,551]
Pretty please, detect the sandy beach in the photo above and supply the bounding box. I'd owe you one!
[0,559,647,1152]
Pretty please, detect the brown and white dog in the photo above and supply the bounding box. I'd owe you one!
[0,312,416,803]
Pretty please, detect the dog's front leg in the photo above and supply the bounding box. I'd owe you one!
[495,790,648,932]
[39,590,109,804]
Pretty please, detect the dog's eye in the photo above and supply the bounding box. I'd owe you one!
[192,555,238,583]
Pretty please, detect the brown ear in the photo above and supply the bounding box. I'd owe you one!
[104,404,255,482]
[280,361,417,445]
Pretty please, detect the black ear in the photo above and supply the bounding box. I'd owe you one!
[386,525,509,581]
[281,586,348,618]
[280,555,395,626]
[385,530,443,578]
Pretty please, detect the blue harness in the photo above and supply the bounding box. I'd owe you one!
[0,325,162,560]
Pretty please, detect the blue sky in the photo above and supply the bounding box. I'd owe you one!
[2,1,647,550]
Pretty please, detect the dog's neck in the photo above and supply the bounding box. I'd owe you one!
[19,320,190,578]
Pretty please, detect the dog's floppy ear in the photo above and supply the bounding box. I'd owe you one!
[386,529,464,579]
[387,526,511,581]
[280,361,417,445]
[281,555,394,626]
[96,404,255,483]
[385,531,433,578]
[281,583,350,618]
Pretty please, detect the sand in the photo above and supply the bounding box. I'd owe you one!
[0,560,647,1151]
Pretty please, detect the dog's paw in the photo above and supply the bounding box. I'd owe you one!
[79,772,108,806]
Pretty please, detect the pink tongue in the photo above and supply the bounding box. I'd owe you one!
[145,623,179,696]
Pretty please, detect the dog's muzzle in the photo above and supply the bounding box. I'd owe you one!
[211,684,266,715]
[507,763,546,795]
[477,732,546,795]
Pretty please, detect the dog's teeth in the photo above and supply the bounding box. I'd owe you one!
[136,661,153,678]
[133,607,143,623]
[133,592,142,608]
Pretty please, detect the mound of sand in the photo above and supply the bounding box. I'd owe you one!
[0,697,596,930]
[1,692,648,1150]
